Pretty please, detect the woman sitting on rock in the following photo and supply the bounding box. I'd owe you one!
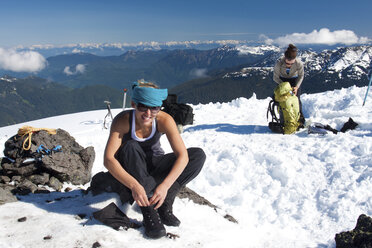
[103,79,206,239]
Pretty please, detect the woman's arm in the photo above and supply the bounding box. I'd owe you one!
[149,111,189,208]
[295,60,304,88]
[273,59,282,84]
[103,112,150,207]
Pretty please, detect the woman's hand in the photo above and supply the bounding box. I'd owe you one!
[293,86,298,95]
[149,183,169,209]
[131,183,150,207]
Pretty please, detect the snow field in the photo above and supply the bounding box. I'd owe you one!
[0,85,371,247]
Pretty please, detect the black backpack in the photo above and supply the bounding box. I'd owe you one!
[162,94,194,126]
[267,98,284,134]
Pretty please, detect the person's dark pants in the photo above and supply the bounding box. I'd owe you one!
[113,140,206,204]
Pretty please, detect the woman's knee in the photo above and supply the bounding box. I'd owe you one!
[187,147,206,170]
[123,139,142,152]
[176,147,205,186]
[116,140,146,166]
[188,147,206,161]
[117,139,142,155]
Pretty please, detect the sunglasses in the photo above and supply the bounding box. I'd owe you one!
[285,60,295,66]
[136,103,161,113]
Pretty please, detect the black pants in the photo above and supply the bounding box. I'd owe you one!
[114,140,206,203]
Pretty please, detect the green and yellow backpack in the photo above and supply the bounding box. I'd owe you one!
[267,82,303,134]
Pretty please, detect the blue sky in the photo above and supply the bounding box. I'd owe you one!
[1,0,372,47]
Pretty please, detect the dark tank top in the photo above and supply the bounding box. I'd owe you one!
[122,110,164,157]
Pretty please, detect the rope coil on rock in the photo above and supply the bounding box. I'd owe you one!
[17,126,57,150]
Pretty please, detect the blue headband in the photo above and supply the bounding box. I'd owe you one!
[131,82,168,107]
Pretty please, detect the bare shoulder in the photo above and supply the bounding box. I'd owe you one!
[111,110,131,134]
[157,111,176,133]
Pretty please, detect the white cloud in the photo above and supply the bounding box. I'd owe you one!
[0,48,46,72]
[63,64,86,76]
[264,28,371,46]
[190,68,208,78]
[63,66,73,75]
[75,64,85,74]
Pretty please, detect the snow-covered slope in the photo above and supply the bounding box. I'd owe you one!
[0,85,371,248]
[236,44,281,55]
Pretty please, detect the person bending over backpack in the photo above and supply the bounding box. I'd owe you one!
[103,79,206,239]
[273,44,304,96]
[273,44,305,117]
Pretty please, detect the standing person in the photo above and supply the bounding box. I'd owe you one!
[273,44,305,117]
[103,79,206,239]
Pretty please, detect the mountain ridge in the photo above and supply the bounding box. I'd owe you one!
[0,76,122,127]
[171,45,372,103]
[1,45,371,126]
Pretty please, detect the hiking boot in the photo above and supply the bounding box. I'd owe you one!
[140,206,166,239]
[158,182,181,226]
[158,204,181,226]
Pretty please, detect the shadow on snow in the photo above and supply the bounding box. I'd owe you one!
[16,189,135,228]
[185,123,269,134]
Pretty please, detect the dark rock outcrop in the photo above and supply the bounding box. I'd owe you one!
[335,214,372,248]
[0,128,95,204]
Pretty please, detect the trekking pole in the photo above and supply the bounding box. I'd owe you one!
[103,101,113,129]
[123,88,127,110]
[362,71,372,106]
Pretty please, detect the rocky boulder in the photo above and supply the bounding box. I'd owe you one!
[335,214,372,248]
[0,128,95,204]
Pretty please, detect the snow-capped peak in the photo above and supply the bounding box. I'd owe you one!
[0,75,17,83]
[236,45,281,55]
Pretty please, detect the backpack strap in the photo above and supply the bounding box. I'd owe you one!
[267,100,281,123]
[266,100,273,121]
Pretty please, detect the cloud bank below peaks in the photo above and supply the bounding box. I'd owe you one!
[263,28,371,46]
[0,48,47,72]
[63,64,86,76]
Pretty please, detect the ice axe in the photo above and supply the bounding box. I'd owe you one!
[363,71,372,106]
[123,88,128,109]
[103,100,113,129]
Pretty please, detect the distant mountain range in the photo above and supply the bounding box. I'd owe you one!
[1,45,278,90]
[15,40,253,57]
[0,76,122,127]
[1,44,371,126]
[171,45,372,103]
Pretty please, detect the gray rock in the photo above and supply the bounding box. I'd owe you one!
[0,184,17,204]
[17,179,38,194]
[48,176,63,191]
[41,151,93,185]
[28,173,50,185]
[17,217,27,222]
[0,128,95,204]
[2,162,39,177]
[3,135,25,159]
[11,176,22,184]
[178,186,218,209]
[0,175,11,183]
[2,128,95,185]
